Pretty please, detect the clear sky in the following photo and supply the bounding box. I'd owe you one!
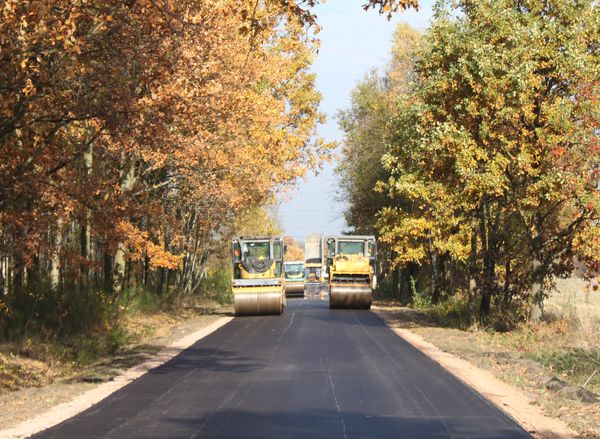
[278,0,434,241]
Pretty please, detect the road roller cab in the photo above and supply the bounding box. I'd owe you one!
[325,235,377,309]
[231,237,286,316]
[283,261,305,297]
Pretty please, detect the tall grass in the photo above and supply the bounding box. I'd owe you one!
[195,268,232,305]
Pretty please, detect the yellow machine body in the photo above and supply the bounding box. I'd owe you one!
[231,237,285,316]
[326,236,377,309]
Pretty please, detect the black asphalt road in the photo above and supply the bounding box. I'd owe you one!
[35,299,530,438]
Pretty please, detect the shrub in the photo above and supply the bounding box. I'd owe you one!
[195,268,232,305]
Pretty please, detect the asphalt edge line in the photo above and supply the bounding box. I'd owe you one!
[372,307,576,439]
[0,315,234,439]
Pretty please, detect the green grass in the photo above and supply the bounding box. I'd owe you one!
[525,349,600,390]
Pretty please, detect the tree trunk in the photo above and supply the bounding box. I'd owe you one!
[13,254,24,293]
[113,243,126,295]
[479,203,496,322]
[392,265,399,302]
[503,257,511,306]
[80,144,93,289]
[428,234,441,304]
[2,256,10,295]
[50,219,62,290]
[80,223,90,287]
[112,162,136,295]
[529,258,545,321]
[143,254,150,286]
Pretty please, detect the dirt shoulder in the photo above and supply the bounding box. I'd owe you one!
[0,305,233,436]
[373,304,600,439]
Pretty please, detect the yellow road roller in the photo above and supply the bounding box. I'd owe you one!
[325,235,377,309]
[231,236,286,316]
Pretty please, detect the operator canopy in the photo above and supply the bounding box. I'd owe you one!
[240,240,273,274]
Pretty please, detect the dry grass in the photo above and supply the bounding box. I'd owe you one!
[0,299,231,396]
[545,278,600,348]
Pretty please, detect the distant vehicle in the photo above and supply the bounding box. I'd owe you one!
[304,234,327,295]
[283,261,305,297]
[231,236,285,316]
[325,235,377,309]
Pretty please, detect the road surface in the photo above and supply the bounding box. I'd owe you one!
[35,299,530,438]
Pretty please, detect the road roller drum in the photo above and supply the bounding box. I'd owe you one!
[329,284,372,309]
[233,288,284,316]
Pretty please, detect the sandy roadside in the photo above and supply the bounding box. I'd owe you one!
[0,313,233,439]
[372,306,577,439]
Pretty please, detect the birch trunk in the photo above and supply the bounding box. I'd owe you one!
[50,218,62,290]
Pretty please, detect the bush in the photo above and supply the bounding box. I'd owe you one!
[195,268,232,305]
[119,287,162,314]
[4,281,112,339]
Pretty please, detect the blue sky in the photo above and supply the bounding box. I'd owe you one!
[278,0,434,241]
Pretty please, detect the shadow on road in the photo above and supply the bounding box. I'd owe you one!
[156,407,530,439]
[149,345,264,375]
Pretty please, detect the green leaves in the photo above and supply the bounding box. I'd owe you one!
[339,0,599,319]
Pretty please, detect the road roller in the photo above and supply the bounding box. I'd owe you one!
[231,236,286,316]
[325,235,377,309]
[283,261,305,297]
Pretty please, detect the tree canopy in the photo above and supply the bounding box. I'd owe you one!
[338,0,599,323]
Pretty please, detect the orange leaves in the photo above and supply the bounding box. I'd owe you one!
[117,221,181,270]
[0,0,330,296]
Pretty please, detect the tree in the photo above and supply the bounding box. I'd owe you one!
[283,237,305,261]
[0,0,329,332]
[337,24,424,302]
[410,0,599,319]
[340,0,599,323]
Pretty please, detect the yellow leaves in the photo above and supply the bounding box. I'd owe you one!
[573,222,600,263]
[21,78,36,97]
[1,0,328,291]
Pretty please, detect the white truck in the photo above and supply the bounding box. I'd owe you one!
[304,234,326,296]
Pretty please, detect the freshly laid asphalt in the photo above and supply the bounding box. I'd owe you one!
[35,299,530,438]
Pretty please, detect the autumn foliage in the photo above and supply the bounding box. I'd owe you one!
[0,0,333,333]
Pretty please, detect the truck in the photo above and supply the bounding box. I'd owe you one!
[231,236,286,315]
[304,233,326,296]
[325,235,377,309]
